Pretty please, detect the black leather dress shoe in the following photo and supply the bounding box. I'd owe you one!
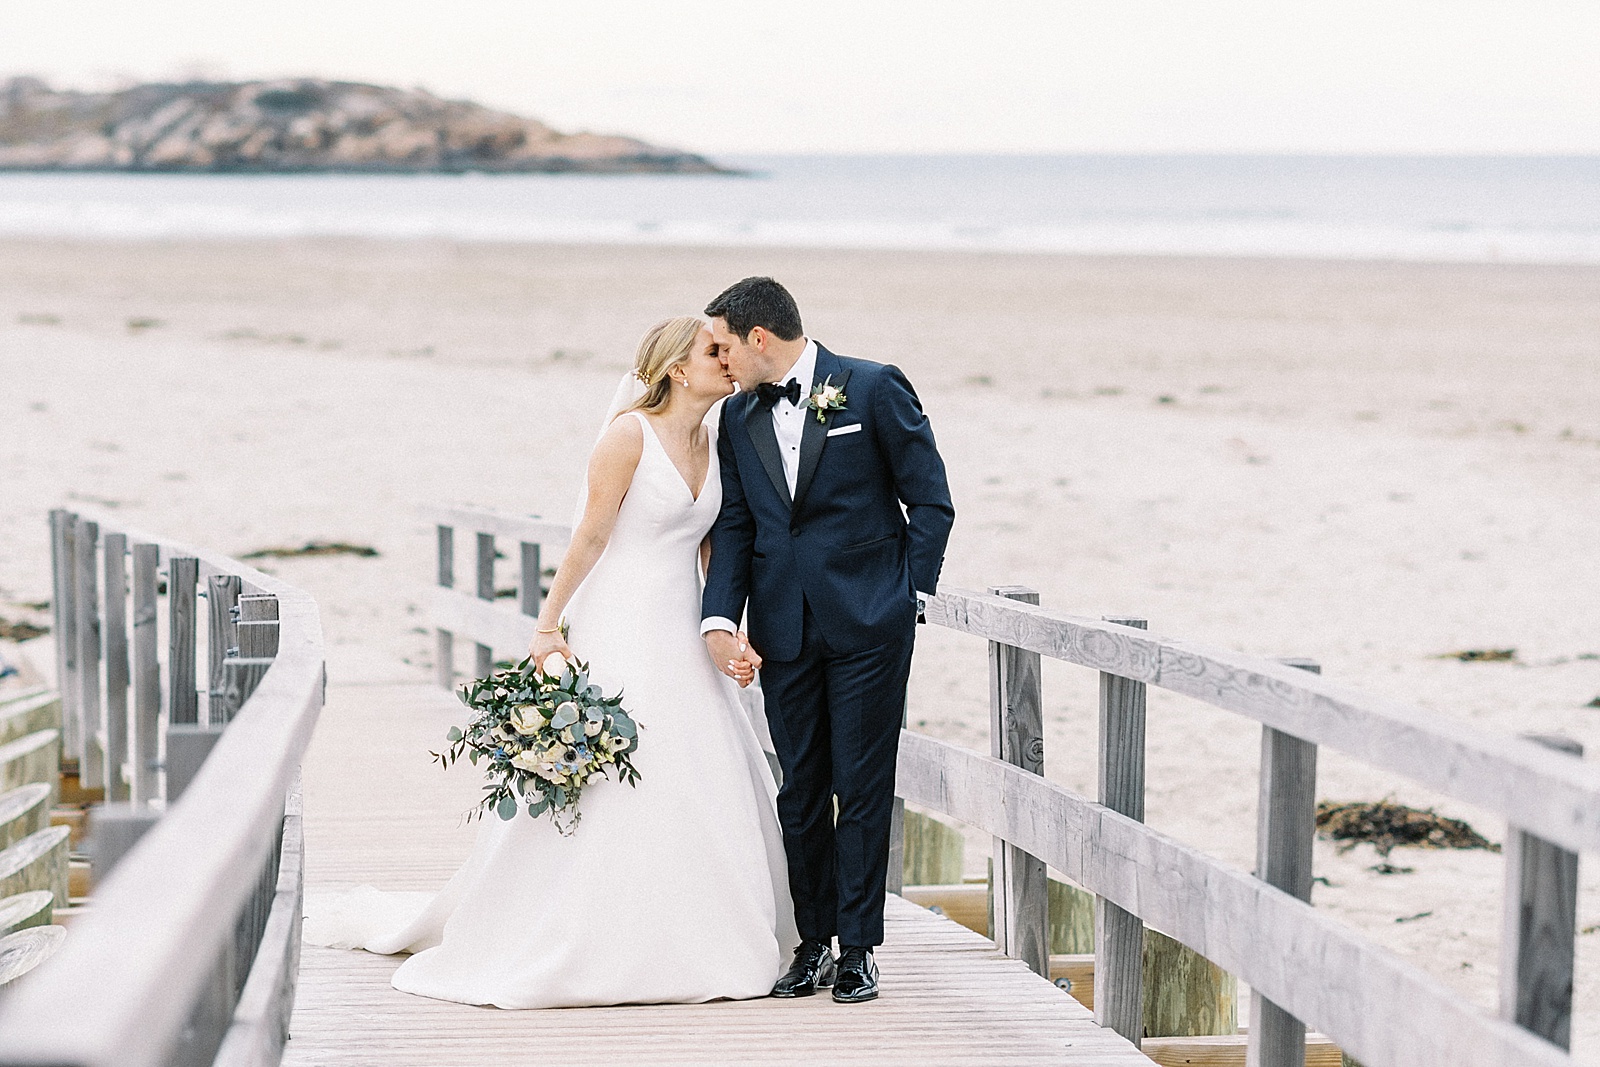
[771,939,836,998]
[831,945,878,1003]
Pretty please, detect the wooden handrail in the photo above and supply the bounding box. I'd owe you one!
[0,512,325,1067]
[421,504,1591,1067]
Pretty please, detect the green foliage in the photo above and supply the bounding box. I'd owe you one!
[430,655,642,836]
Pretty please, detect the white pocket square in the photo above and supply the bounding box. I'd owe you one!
[826,423,863,438]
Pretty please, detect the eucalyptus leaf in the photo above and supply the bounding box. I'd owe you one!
[496,796,517,821]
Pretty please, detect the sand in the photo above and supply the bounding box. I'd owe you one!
[1,238,1598,1051]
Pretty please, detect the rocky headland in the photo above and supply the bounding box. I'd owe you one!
[0,77,724,174]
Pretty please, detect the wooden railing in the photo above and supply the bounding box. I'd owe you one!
[0,509,326,1067]
[419,503,1595,1067]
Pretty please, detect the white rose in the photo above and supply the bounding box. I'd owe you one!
[541,651,569,678]
[510,750,539,772]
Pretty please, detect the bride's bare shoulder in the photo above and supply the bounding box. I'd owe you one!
[588,412,645,477]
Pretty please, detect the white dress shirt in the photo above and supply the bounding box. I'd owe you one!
[702,339,931,640]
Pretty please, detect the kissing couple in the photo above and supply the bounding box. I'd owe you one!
[305,276,955,1009]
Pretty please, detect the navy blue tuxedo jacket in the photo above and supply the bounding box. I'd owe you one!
[702,343,955,662]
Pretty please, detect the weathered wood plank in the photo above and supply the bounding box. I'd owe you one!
[207,574,243,723]
[414,503,570,551]
[86,803,160,885]
[924,588,1600,856]
[894,731,1573,1067]
[0,692,60,747]
[0,891,53,938]
[50,512,82,767]
[283,679,1150,1067]
[1096,614,1146,1046]
[237,621,280,659]
[0,730,60,805]
[518,541,543,619]
[989,586,1048,977]
[435,524,454,689]
[1145,1033,1343,1067]
[902,810,965,887]
[168,557,200,726]
[218,660,275,724]
[46,511,76,760]
[129,543,161,806]
[102,532,131,801]
[0,524,325,1067]
[1252,659,1321,1067]
[237,595,279,623]
[0,784,53,850]
[427,586,537,663]
[74,519,105,788]
[212,792,303,1067]
[0,925,67,987]
[0,826,71,905]
[474,532,495,679]
[1499,733,1582,1049]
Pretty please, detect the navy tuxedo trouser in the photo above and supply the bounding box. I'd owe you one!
[759,600,914,948]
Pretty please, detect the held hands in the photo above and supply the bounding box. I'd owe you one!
[705,629,762,688]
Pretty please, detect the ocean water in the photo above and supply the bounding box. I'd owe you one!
[0,154,1596,264]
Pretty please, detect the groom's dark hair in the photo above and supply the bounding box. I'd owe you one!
[704,277,803,342]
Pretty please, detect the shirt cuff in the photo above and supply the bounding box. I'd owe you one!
[700,616,739,636]
[916,590,935,603]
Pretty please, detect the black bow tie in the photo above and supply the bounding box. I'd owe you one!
[756,378,803,408]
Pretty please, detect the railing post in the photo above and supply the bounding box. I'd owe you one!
[1500,733,1582,1049]
[207,575,243,727]
[54,511,84,765]
[474,532,495,679]
[48,510,79,758]
[1249,658,1321,1067]
[435,524,455,689]
[75,518,106,790]
[168,557,200,725]
[988,586,1048,976]
[102,532,131,802]
[130,543,162,805]
[237,595,281,659]
[519,540,543,621]
[1096,614,1147,1046]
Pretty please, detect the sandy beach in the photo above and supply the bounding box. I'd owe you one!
[2,238,1598,1050]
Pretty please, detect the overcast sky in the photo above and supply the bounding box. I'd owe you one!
[4,1,1597,156]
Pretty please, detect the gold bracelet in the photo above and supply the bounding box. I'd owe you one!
[536,624,562,634]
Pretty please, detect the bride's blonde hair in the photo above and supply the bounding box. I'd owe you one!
[624,316,704,415]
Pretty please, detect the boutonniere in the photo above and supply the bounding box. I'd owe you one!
[806,376,848,423]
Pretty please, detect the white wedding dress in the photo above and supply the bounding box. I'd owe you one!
[303,410,797,1008]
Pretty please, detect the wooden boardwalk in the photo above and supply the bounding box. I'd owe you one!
[285,680,1153,1067]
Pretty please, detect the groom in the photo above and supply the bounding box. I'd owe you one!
[701,277,954,1003]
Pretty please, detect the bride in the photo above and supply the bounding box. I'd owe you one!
[303,316,797,1008]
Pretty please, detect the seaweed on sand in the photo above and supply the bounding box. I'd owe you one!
[1316,799,1499,857]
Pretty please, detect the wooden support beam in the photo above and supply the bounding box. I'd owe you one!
[206,575,243,726]
[0,826,71,906]
[988,585,1048,977]
[518,541,542,620]
[88,804,161,889]
[1500,733,1582,1050]
[51,512,82,767]
[1251,658,1321,1067]
[74,520,105,789]
[1097,614,1148,1046]
[474,532,495,680]
[167,557,199,726]
[102,533,131,802]
[217,659,274,723]
[47,511,75,759]
[129,544,161,806]
[435,524,454,690]
[237,621,280,659]
[165,725,223,803]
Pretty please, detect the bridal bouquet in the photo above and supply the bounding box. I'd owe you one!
[432,654,641,836]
